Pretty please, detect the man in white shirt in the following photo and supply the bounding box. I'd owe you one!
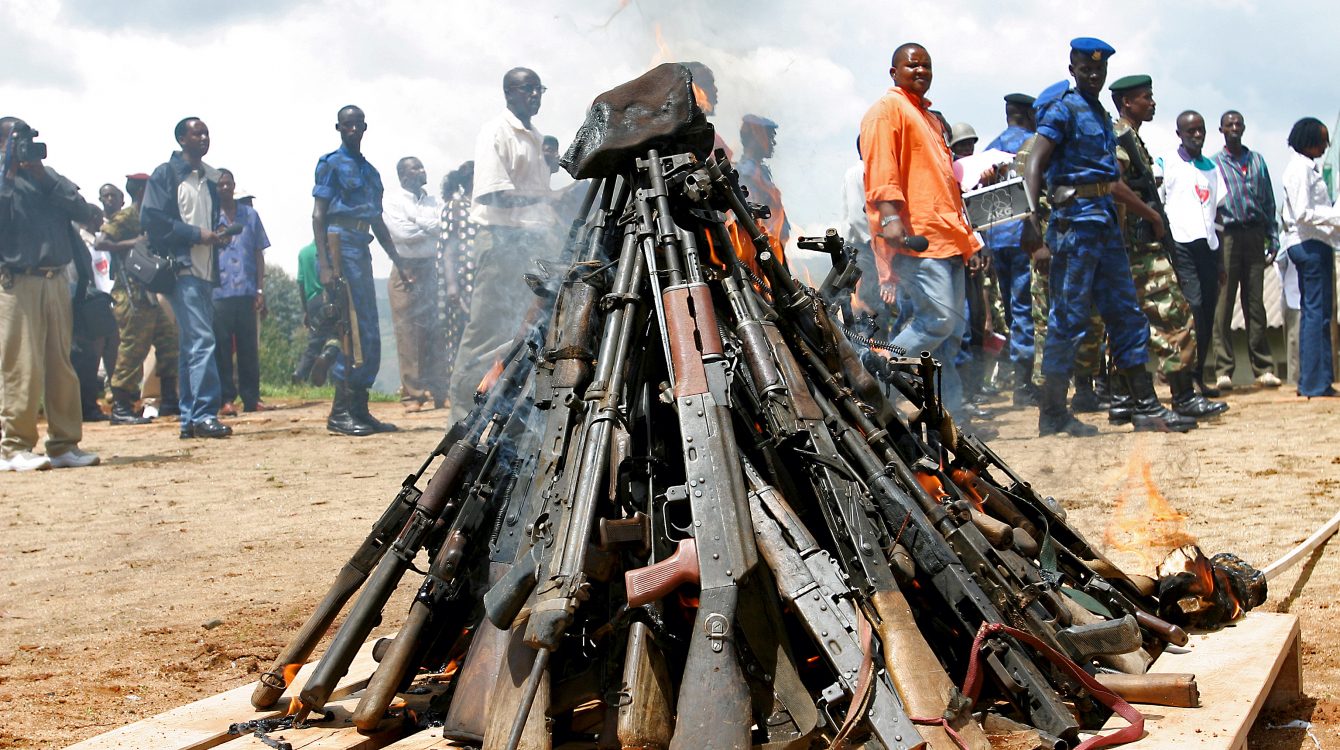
[838,139,885,323]
[447,67,558,423]
[384,156,447,412]
[1155,110,1228,394]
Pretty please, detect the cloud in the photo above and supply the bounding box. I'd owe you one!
[2,0,1335,281]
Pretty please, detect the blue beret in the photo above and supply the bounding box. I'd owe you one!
[1070,37,1115,61]
[1034,80,1070,110]
[742,114,778,129]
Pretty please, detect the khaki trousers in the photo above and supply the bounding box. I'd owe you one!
[388,256,448,406]
[0,274,83,456]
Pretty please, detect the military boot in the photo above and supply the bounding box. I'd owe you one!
[159,376,181,417]
[310,342,340,387]
[1012,359,1039,407]
[109,388,152,426]
[352,388,398,433]
[328,378,374,436]
[1038,376,1099,437]
[1121,367,1196,433]
[1070,375,1110,413]
[1107,371,1135,425]
[1169,371,1230,419]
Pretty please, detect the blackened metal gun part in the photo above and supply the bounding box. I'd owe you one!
[749,491,927,750]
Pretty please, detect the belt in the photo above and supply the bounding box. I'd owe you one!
[1225,220,1264,229]
[1062,182,1114,199]
[5,266,66,277]
[328,216,372,233]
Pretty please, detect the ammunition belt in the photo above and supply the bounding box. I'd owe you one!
[1059,182,1113,199]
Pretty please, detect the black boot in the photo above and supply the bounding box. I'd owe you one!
[1169,371,1230,419]
[1093,371,1112,405]
[1121,367,1197,433]
[159,376,181,417]
[352,388,398,433]
[327,378,374,436]
[1070,375,1110,413]
[1108,371,1135,425]
[1194,374,1220,398]
[1012,359,1039,407]
[1038,376,1099,437]
[310,343,341,387]
[109,387,151,426]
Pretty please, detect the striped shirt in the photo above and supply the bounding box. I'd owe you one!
[1214,146,1278,248]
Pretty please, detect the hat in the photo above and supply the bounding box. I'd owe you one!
[1109,74,1153,92]
[125,173,150,181]
[1004,93,1036,107]
[1070,37,1115,62]
[742,114,778,129]
[949,122,978,147]
[234,187,255,201]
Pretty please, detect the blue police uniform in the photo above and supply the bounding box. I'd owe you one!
[1035,80,1149,379]
[984,123,1036,364]
[312,144,384,390]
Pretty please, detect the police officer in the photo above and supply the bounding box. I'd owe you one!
[984,93,1041,406]
[1110,75,1227,422]
[312,105,403,436]
[1023,38,1192,435]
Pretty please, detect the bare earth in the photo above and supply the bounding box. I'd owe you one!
[1,387,1338,749]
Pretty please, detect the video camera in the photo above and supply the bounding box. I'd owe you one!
[6,122,47,163]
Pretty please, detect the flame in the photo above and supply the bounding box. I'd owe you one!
[693,84,713,115]
[285,696,301,717]
[282,663,302,687]
[648,24,675,68]
[476,356,504,395]
[1104,445,1198,575]
[850,277,872,316]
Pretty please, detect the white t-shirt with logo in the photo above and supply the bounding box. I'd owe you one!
[1154,147,1227,250]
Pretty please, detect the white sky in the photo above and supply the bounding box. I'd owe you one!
[6,0,1338,277]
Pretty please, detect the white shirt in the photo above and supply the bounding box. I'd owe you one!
[470,108,556,229]
[1280,150,1340,249]
[839,162,870,244]
[384,184,442,258]
[178,165,217,281]
[1155,147,1227,250]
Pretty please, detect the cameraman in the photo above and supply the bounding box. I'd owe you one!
[0,117,102,470]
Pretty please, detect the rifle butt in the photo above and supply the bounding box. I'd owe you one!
[1093,672,1199,708]
[668,586,751,750]
[481,619,551,750]
[617,621,675,750]
[251,562,367,709]
[444,563,513,742]
[352,600,433,731]
[870,590,992,750]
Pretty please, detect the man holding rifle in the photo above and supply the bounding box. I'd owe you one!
[1110,75,1225,423]
[312,105,404,436]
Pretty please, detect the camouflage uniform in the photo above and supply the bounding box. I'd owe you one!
[1114,118,1197,375]
[1030,264,1105,386]
[102,205,178,393]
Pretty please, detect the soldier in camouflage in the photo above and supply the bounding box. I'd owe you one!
[1109,75,1227,421]
[95,176,180,425]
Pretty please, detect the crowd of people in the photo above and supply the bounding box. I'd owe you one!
[1,38,1338,469]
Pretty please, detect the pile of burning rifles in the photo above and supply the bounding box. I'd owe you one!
[244,66,1267,750]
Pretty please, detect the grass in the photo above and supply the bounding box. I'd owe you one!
[258,382,399,403]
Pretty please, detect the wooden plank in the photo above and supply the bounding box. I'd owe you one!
[1263,508,1340,581]
[374,730,466,750]
[226,697,403,750]
[1099,612,1300,750]
[64,637,386,750]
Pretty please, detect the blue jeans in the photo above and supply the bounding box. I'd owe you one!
[891,253,966,419]
[170,274,222,427]
[993,244,1035,363]
[1287,240,1335,396]
[328,228,381,390]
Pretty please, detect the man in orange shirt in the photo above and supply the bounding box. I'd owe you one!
[860,42,981,424]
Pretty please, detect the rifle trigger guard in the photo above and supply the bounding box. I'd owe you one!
[703,612,731,653]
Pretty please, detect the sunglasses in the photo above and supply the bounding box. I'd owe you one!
[507,84,547,95]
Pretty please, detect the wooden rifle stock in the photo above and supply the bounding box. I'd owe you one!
[1093,673,1199,708]
[443,562,514,743]
[617,620,675,750]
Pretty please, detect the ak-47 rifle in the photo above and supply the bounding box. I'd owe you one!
[321,229,362,368]
[1115,126,1176,257]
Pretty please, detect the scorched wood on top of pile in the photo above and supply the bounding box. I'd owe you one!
[239,64,1267,750]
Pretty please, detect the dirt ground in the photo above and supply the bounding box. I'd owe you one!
[1,386,1338,749]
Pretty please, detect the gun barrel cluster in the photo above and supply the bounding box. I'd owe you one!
[241,65,1266,750]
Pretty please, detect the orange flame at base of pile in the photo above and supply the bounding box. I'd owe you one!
[1103,444,1198,576]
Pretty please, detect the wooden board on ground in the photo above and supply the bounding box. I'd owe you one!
[225,697,403,750]
[1099,611,1301,750]
[63,638,385,750]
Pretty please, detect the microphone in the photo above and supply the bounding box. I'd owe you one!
[903,235,929,252]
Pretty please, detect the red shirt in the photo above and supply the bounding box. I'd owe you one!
[860,87,979,286]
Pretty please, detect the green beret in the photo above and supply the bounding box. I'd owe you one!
[1109,74,1153,92]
